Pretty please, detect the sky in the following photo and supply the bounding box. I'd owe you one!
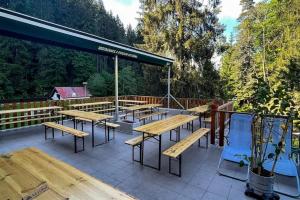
[102,0,247,41]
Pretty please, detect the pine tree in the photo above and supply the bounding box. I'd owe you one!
[137,0,223,98]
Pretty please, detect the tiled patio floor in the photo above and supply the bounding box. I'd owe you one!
[0,116,296,200]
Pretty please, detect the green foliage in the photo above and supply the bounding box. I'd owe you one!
[137,0,224,98]
[87,72,112,96]
[0,0,133,99]
[220,0,300,118]
[119,66,138,95]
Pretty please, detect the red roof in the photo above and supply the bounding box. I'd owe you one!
[54,87,91,99]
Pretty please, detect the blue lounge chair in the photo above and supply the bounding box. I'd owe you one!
[262,117,300,197]
[217,113,255,181]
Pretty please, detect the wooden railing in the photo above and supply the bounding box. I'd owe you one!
[0,95,230,130]
[119,95,225,109]
[210,101,235,146]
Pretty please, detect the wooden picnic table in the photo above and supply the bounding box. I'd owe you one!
[124,104,162,122]
[69,101,114,114]
[58,110,112,147]
[0,147,135,200]
[133,114,198,170]
[187,105,210,127]
[118,100,148,104]
[69,101,113,108]
[0,106,62,128]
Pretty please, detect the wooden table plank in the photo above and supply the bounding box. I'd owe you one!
[186,105,210,114]
[69,101,113,108]
[118,100,148,104]
[125,104,162,111]
[133,114,198,135]
[58,110,112,122]
[0,148,136,200]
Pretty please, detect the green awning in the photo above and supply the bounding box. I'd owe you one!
[0,7,174,66]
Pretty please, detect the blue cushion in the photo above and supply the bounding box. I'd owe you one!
[263,158,298,177]
[222,146,251,164]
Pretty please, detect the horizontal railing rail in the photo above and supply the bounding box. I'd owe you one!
[0,95,230,130]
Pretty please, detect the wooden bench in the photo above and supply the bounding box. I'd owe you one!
[96,122,120,141]
[125,134,150,162]
[137,111,168,124]
[163,128,210,177]
[42,122,89,153]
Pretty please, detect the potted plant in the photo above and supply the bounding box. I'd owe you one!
[236,79,299,199]
[239,116,289,200]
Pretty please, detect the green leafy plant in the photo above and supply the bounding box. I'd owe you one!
[237,78,297,176]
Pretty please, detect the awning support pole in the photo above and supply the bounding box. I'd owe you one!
[167,64,171,109]
[165,63,185,110]
[114,55,119,121]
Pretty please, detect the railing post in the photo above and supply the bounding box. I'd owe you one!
[210,104,217,145]
[219,111,225,146]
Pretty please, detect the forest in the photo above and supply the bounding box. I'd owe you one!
[0,0,222,100]
[220,0,299,117]
[0,0,299,119]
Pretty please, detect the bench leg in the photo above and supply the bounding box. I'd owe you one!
[169,155,182,177]
[191,120,194,132]
[52,128,55,139]
[108,126,111,141]
[206,133,209,149]
[199,114,201,128]
[44,126,47,140]
[132,144,141,163]
[94,120,108,146]
[74,136,85,153]
[61,115,64,136]
[170,129,179,142]
[74,136,77,153]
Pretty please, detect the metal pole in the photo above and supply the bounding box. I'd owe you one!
[114,55,119,121]
[167,64,171,109]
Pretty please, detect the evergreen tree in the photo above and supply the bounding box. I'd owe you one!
[220,0,300,116]
[137,0,223,98]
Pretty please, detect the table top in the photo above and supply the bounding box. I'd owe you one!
[69,101,113,107]
[187,105,210,114]
[58,110,112,121]
[0,147,135,200]
[125,104,162,111]
[133,114,198,136]
[118,100,148,104]
[0,106,62,115]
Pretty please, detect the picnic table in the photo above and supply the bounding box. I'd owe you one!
[133,114,198,170]
[69,101,114,114]
[118,100,148,108]
[0,147,135,200]
[58,110,112,147]
[187,104,210,127]
[118,100,147,104]
[124,104,162,122]
[0,106,62,129]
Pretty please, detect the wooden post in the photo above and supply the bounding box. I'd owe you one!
[219,111,225,146]
[210,104,217,145]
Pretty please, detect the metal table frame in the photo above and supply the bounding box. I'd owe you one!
[139,120,194,171]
